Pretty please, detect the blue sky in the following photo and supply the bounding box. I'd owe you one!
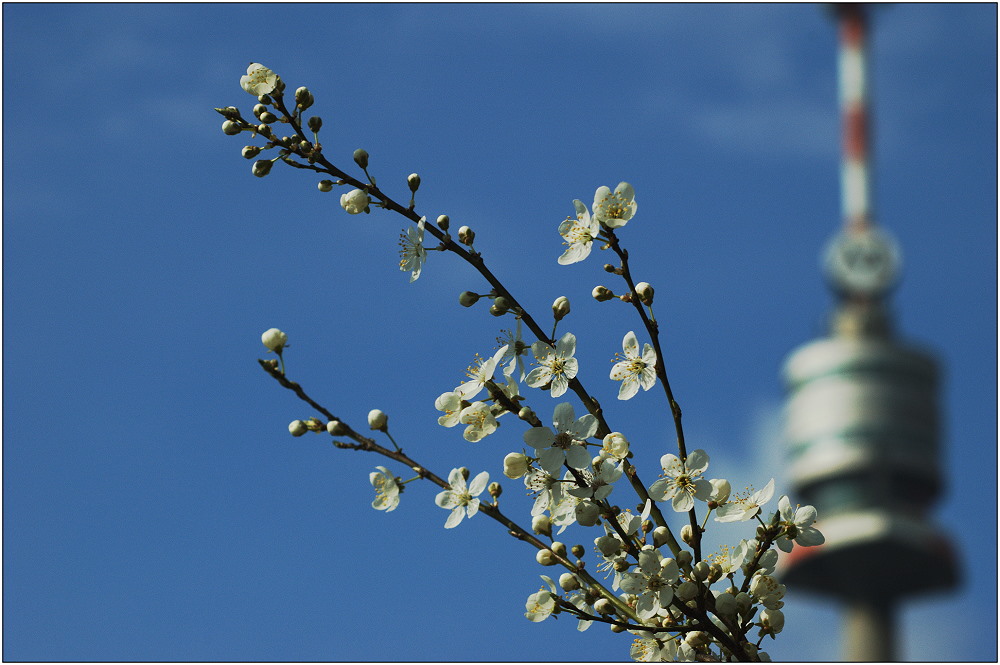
[3,2,996,662]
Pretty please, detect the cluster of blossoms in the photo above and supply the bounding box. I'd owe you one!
[225,63,825,662]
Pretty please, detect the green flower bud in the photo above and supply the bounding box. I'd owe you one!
[531,514,552,538]
[550,541,567,557]
[326,420,347,436]
[458,225,475,245]
[436,214,450,231]
[592,285,614,302]
[288,420,307,437]
[353,148,369,169]
[570,544,585,558]
[222,120,242,135]
[307,116,323,133]
[259,111,278,124]
[407,173,421,192]
[593,598,614,615]
[251,159,274,177]
[635,282,655,305]
[559,573,580,591]
[535,549,557,566]
[488,481,502,499]
[242,145,262,159]
[295,86,314,109]
[458,291,480,307]
[318,180,334,192]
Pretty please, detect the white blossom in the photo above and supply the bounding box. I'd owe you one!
[240,63,278,96]
[524,575,558,622]
[630,636,677,662]
[398,217,427,282]
[774,495,825,552]
[715,479,775,523]
[557,200,600,265]
[523,402,596,474]
[525,332,578,398]
[567,461,622,501]
[435,468,489,528]
[619,549,680,620]
[340,188,370,214]
[648,450,712,512]
[434,391,464,428]
[455,346,509,401]
[497,318,529,381]
[458,401,498,442]
[593,182,637,229]
[610,331,657,400]
[369,466,400,512]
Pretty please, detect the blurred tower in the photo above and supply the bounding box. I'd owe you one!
[778,4,959,661]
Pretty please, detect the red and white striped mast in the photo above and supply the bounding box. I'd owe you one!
[838,3,872,234]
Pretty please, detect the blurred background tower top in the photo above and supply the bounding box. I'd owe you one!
[778,4,960,661]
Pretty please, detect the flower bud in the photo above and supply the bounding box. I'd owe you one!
[575,501,601,527]
[458,225,475,245]
[734,592,753,616]
[258,111,278,124]
[252,103,268,118]
[535,549,557,566]
[256,123,274,138]
[489,304,505,317]
[651,526,670,548]
[340,188,370,215]
[222,120,243,135]
[684,631,710,648]
[251,159,274,177]
[503,452,529,479]
[548,542,566,557]
[318,180,334,192]
[680,524,695,546]
[708,478,731,505]
[595,535,622,557]
[326,420,347,436]
[458,291,480,307]
[353,148,369,169]
[551,296,570,321]
[288,420,307,437]
[601,432,629,460]
[407,173,421,192]
[517,407,535,422]
[261,328,288,352]
[592,285,614,302]
[692,561,711,581]
[295,86,313,109]
[759,608,785,634]
[714,591,737,616]
[242,145,262,159]
[214,106,241,120]
[493,296,511,312]
[593,598,613,615]
[556,572,580,591]
[307,116,323,133]
[436,214,450,231]
[708,563,723,583]
[367,409,388,431]
[571,544,585,558]
[675,580,698,602]
[532,514,552,538]
[488,481,502,499]
[635,281,654,305]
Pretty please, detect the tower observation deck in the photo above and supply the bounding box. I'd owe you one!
[777,5,960,661]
